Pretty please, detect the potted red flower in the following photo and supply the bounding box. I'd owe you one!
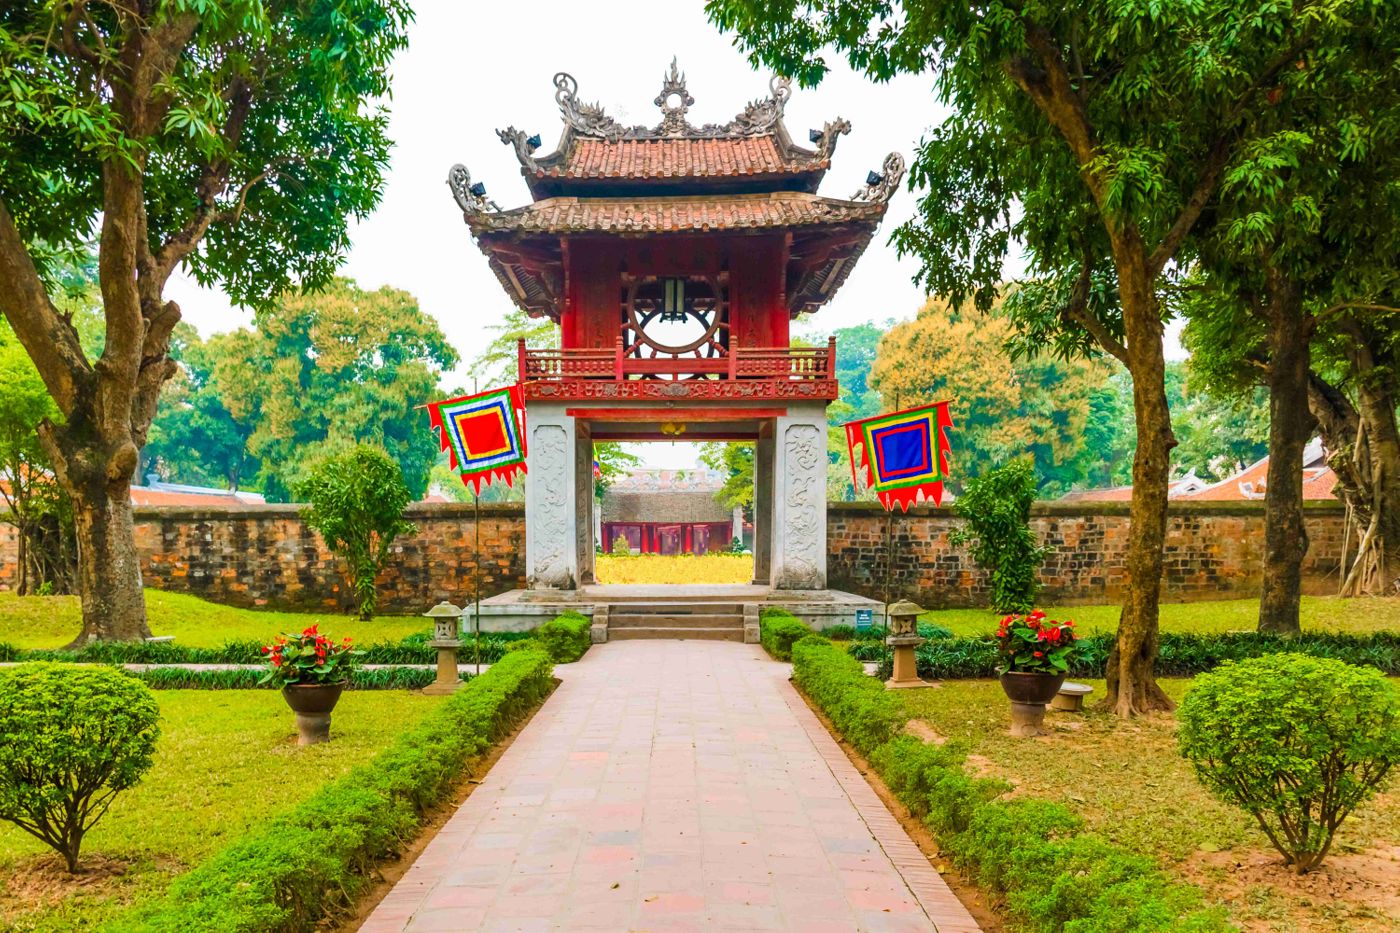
[994,610,1080,735]
[259,625,362,745]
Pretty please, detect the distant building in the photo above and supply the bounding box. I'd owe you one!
[130,476,267,507]
[601,469,744,555]
[1059,440,1338,503]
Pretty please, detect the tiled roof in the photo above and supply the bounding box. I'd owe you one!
[542,137,823,181]
[602,489,733,524]
[1177,458,1338,501]
[468,192,885,237]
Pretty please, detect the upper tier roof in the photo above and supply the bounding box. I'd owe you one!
[496,61,850,198]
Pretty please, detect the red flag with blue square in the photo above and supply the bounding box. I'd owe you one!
[844,401,953,511]
[426,385,528,494]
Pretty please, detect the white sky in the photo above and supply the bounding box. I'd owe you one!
[165,0,1185,470]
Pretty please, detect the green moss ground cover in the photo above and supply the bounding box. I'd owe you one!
[921,595,1400,637]
[894,679,1400,931]
[0,689,445,931]
[0,591,430,649]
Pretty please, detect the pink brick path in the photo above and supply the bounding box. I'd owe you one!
[360,641,980,932]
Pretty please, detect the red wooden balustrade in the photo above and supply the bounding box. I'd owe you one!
[518,337,837,383]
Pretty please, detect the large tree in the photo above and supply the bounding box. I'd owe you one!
[0,1,412,642]
[709,0,1387,715]
[210,278,456,501]
[870,297,1108,495]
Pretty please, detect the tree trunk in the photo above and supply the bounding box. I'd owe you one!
[39,423,152,645]
[1258,272,1311,634]
[1102,255,1177,716]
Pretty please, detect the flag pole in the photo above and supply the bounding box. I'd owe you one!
[473,486,482,676]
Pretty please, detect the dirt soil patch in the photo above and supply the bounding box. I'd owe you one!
[1182,845,1400,932]
[0,853,180,923]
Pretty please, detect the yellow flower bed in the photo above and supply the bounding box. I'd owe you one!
[595,553,752,585]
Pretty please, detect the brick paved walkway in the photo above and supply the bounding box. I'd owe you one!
[361,641,979,932]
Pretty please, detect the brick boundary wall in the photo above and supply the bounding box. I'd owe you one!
[827,500,1347,608]
[0,500,1347,611]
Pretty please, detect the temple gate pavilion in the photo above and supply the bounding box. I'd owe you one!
[449,62,897,636]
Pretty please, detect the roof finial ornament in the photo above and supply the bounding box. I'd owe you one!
[446,164,499,215]
[654,57,694,136]
[851,152,906,203]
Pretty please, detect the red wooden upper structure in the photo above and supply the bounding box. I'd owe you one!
[448,61,902,404]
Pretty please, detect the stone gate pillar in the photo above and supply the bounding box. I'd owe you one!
[752,426,774,586]
[771,403,827,590]
[575,426,596,585]
[524,403,578,589]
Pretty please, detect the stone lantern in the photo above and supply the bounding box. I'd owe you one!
[885,599,933,690]
[422,601,464,695]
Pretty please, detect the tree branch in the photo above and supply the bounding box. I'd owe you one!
[1062,260,1129,364]
[0,197,90,413]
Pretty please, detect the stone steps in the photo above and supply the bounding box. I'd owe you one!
[601,601,747,642]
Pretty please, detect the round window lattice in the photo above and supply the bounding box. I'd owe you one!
[622,274,729,361]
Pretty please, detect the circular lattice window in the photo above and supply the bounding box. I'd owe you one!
[622,274,729,362]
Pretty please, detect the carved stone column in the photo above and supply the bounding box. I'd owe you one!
[524,404,578,589]
[752,425,774,586]
[771,404,827,590]
[575,425,596,585]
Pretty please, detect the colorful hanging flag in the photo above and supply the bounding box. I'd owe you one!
[844,401,954,512]
[426,385,528,494]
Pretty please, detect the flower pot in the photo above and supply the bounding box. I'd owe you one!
[999,671,1066,738]
[282,682,346,745]
[998,671,1067,705]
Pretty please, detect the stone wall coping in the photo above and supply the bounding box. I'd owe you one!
[127,501,528,521]
[827,499,1346,517]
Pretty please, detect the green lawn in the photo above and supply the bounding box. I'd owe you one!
[0,689,445,930]
[895,680,1400,931]
[922,595,1400,637]
[0,590,431,649]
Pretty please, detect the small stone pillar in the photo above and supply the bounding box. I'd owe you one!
[422,601,464,695]
[885,599,934,690]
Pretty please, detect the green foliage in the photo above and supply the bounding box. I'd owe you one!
[790,639,1229,930]
[298,445,416,621]
[530,612,592,663]
[144,324,259,491]
[1178,654,1400,873]
[217,280,457,501]
[610,535,632,556]
[0,1,414,305]
[130,666,438,691]
[0,664,160,872]
[951,460,1046,612]
[699,441,755,511]
[758,608,814,661]
[257,624,363,686]
[113,649,553,932]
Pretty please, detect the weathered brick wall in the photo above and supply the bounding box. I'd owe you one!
[0,500,1347,609]
[58,502,524,613]
[827,500,1347,607]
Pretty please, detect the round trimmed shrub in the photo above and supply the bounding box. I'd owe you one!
[1178,653,1400,873]
[0,663,161,872]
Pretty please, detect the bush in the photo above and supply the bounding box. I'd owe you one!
[298,445,416,620]
[532,611,591,663]
[792,638,1229,931]
[116,648,554,931]
[950,459,1046,613]
[610,535,631,555]
[0,663,160,872]
[131,666,439,691]
[759,608,814,661]
[1178,653,1400,873]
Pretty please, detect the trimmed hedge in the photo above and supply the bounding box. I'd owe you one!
[530,611,592,663]
[0,631,533,666]
[129,666,440,691]
[112,648,555,931]
[759,607,813,661]
[792,637,1231,931]
[875,630,1400,680]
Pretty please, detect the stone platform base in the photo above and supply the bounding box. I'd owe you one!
[478,584,881,637]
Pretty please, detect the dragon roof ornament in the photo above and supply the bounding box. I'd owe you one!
[851,152,906,203]
[551,59,795,140]
[447,164,500,215]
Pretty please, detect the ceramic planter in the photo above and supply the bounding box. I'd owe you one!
[998,671,1066,738]
[282,682,346,745]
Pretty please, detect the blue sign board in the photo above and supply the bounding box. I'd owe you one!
[855,608,874,631]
